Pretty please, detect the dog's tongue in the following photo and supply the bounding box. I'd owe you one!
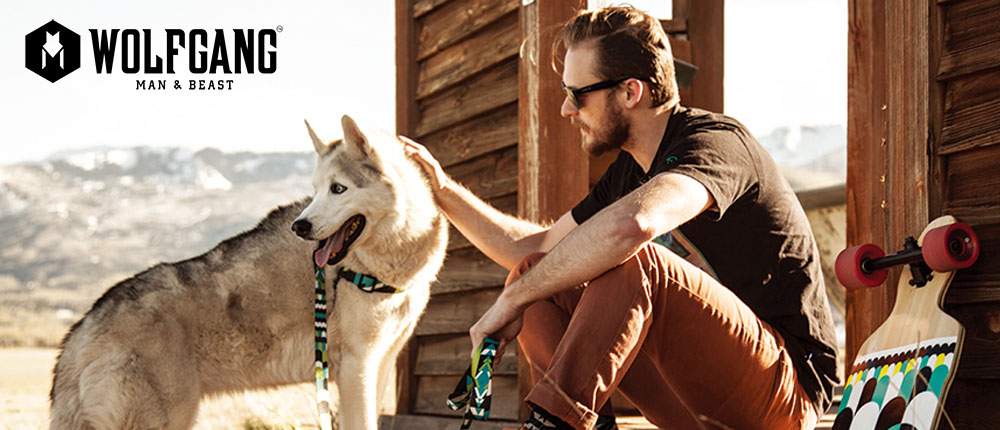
[313,227,347,268]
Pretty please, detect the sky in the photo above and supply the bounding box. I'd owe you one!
[0,0,845,165]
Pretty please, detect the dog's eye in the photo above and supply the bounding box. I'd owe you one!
[330,183,347,194]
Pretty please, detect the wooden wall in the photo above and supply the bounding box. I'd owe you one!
[848,0,1000,426]
[395,0,523,425]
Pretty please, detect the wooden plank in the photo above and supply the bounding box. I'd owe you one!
[416,287,500,336]
[419,103,518,168]
[416,0,519,61]
[660,18,687,34]
[380,414,519,430]
[416,58,518,136]
[937,0,1000,80]
[943,143,1000,205]
[412,0,451,19]
[417,11,520,99]
[796,184,846,211]
[846,0,890,372]
[415,334,518,376]
[395,0,420,414]
[448,193,518,252]
[446,145,519,201]
[938,378,1000,428]
[684,0,724,112]
[413,374,520,420]
[432,247,509,295]
[938,69,1000,155]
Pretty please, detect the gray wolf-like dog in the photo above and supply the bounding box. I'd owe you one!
[50,115,448,430]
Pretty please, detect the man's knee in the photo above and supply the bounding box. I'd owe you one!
[506,252,548,286]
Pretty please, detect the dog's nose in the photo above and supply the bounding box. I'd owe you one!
[291,219,312,238]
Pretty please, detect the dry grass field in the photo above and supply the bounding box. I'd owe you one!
[0,348,326,430]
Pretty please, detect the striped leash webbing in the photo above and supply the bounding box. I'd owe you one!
[446,337,500,429]
[313,260,333,430]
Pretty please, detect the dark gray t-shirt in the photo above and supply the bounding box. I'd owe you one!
[571,105,839,410]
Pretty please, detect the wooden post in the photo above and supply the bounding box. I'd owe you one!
[676,0,724,112]
[517,0,588,420]
[394,0,419,415]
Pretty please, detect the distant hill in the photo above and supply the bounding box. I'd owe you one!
[0,147,314,345]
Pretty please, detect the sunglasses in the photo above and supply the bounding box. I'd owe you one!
[561,77,630,109]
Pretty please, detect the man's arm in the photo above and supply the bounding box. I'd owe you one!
[400,136,575,269]
[469,172,714,350]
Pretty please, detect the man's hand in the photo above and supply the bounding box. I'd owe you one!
[469,289,524,366]
[399,135,450,192]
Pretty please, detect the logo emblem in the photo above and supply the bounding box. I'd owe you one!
[25,20,81,83]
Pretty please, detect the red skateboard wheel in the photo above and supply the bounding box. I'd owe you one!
[923,222,980,272]
[836,244,888,290]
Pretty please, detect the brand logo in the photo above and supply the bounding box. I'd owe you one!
[25,20,81,83]
[25,20,279,90]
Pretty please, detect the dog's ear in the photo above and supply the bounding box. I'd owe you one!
[304,119,330,156]
[341,115,375,157]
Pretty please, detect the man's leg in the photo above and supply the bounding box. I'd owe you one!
[510,245,817,430]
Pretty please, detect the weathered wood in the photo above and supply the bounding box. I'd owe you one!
[446,145,519,201]
[417,11,520,99]
[944,301,1000,379]
[418,103,518,168]
[942,142,1000,206]
[414,374,520,419]
[395,0,421,414]
[415,334,519,376]
[937,0,1000,80]
[416,58,519,136]
[939,378,1000,428]
[660,18,687,34]
[846,0,890,372]
[684,0,724,112]
[380,413,519,430]
[938,69,1000,155]
[412,0,451,19]
[416,0,519,61]
[416,288,501,336]
[448,193,518,252]
[518,0,590,226]
[432,247,509,295]
[796,184,846,211]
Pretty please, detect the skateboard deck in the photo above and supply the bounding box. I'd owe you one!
[832,215,979,430]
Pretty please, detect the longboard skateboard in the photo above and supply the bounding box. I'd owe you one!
[832,216,980,430]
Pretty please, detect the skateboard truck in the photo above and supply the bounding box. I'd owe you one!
[836,221,980,290]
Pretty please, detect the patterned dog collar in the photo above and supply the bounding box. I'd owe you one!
[336,267,400,294]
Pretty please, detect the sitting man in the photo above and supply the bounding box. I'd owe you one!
[402,6,839,429]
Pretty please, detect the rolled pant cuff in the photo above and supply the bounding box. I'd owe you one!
[524,380,598,430]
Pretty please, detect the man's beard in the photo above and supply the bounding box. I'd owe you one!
[581,101,631,157]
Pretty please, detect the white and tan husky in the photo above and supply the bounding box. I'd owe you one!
[50,115,448,430]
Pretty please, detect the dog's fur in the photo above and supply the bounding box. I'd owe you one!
[50,115,448,430]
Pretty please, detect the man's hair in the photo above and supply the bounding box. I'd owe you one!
[555,6,679,108]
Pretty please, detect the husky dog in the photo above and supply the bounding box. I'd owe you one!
[50,115,448,430]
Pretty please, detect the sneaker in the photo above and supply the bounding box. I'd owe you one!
[518,406,573,430]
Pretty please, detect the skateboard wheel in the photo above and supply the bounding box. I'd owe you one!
[836,244,888,290]
[923,222,980,272]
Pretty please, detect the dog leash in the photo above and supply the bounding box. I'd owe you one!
[313,259,333,430]
[447,337,500,429]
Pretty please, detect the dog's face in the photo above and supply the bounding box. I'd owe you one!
[292,115,397,268]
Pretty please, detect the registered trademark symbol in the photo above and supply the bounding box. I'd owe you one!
[277,25,283,32]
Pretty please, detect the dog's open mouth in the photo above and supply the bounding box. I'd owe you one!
[313,215,366,268]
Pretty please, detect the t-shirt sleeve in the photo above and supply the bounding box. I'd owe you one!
[571,151,632,224]
[659,127,758,221]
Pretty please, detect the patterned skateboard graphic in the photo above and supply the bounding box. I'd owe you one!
[833,336,957,430]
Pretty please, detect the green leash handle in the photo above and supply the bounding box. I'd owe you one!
[447,337,500,429]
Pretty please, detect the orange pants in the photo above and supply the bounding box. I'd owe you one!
[511,243,818,430]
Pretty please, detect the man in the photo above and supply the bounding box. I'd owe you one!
[401,6,838,430]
